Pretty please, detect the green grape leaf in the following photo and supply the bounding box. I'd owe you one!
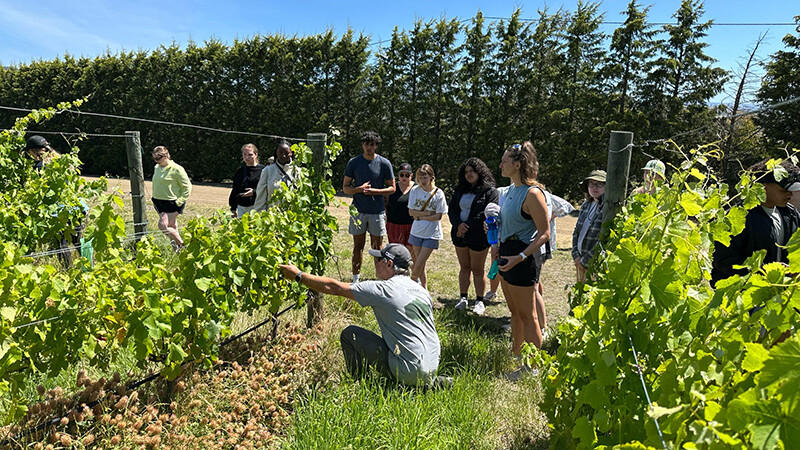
[742,343,770,372]
[0,307,15,322]
[786,229,800,273]
[650,259,682,310]
[647,404,683,419]
[680,190,703,216]
[748,423,781,450]
[726,207,748,237]
[194,277,213,292]
[571,416,597,447]
[757,337,800,387]
[703,401,722,421]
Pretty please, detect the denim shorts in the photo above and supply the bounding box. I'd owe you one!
[408,234,439,249]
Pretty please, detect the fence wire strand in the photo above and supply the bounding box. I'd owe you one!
[0,105,305,141]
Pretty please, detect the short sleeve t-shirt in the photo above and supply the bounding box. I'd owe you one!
[408,186,448,240]
[351,276,441,385]
[344,154,395,214]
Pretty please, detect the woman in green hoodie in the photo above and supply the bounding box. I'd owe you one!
[151,146,192,251]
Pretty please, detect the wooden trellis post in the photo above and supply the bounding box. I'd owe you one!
[125,131,148,242]
[306,132,327,328]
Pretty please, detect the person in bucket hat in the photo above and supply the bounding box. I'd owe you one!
[633,159,666,195]
[572,170,606,282]
[279,243,451,388]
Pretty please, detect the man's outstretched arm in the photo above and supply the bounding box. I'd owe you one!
[279,264,355,300]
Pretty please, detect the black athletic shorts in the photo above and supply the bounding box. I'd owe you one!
[152,198,185,214]
[451,228,491,252]
[499,239,539,287]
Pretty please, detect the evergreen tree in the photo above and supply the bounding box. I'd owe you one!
[756,15,800,147]
[639,0,728,142]
[484,9,529,160]
[604,1,656,117]
[457,12,491,162]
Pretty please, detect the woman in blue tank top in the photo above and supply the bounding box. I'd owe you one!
[494,142,550,376]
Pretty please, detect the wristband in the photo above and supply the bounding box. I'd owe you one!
[518,252,528,261]
[295,271,304,283]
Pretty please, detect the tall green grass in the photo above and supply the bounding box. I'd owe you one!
[287,376,497,450]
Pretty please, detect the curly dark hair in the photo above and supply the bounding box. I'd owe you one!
[360,131,382,145]
[456,157,495,193]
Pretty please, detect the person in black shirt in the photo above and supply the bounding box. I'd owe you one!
[385,162,415,258]
[712,159,800,285]
[448,158,498,314]
[229,143,265,218]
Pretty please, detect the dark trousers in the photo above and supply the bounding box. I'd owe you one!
[56,222,85,268]
[339,325,393,380]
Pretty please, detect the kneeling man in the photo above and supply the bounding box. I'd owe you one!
[279,244,442,386]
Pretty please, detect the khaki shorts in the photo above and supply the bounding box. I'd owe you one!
[349,212,387,236]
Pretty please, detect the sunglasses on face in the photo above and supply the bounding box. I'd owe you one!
[399,173,411,178]
[153,155,165,161]
[588,182,605,188]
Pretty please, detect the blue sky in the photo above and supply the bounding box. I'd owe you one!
[1,0,797,104]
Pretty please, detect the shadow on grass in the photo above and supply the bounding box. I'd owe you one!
[434,304,514,376]
[436,296,510,335]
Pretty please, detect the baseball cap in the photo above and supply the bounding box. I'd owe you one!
[24,135,50,150]
[398,162,412,173]
[759,170,800,190]
[368,243,412,270]
[642,159,666,177]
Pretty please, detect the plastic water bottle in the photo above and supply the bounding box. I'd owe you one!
[487,259,499,280]
[486,216,499,246]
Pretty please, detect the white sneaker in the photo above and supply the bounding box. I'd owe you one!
[352,274,360,283]
[505,366,540,381]
[484,291,497,301]
[454,297,468,310]
[473,300,486,316]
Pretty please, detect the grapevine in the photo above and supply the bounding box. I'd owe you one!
[0,107,341,423]
[538,146,800,448]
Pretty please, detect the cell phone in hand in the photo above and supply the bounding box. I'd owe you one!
[498,258,508,266]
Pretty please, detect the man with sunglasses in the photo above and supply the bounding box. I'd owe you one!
[278,243,447,387]
[712,159,800,285]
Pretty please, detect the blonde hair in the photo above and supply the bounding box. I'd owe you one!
[241,143,259,164]
[241,143,258,154]
[27,146,60,163]
[416,164,436,189]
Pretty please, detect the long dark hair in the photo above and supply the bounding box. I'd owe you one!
[456,157,495,193]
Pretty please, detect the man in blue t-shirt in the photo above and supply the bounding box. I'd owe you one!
[342,131,395,282]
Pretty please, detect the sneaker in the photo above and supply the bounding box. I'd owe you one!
[352,274,360,283]
[432,376,454,390]
[454,297,468,310]
[484,291,497,301]
[473,300,486,316]
[505,366,540,382]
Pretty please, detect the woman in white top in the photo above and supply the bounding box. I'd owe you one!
[407,164,448,288]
